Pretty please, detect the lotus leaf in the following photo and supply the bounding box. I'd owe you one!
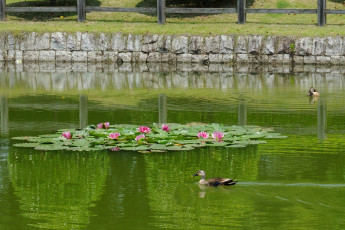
[13,143,41,148]
[226,144,247,148]
[166,145,194,151]
[206,141,228,147]
[265,134,288,139]
[149,144,168,150]
[35,145,67,151]
[12,123,286,152]
[234,140,268,145]
[12,136,36,141]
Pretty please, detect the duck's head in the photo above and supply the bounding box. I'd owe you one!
[308,87,317,96]
[193,170,206,177]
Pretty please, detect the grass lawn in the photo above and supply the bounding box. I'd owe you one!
[1,0,345,36]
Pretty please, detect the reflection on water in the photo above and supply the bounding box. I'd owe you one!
[1,64,345,229]
[79,95,88,129]
[317,98,327,139]
[2,64,345,92]
[8,149,109,229]
[143,147,258,229]
[1,97,8,136]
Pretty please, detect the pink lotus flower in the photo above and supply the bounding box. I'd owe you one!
[109,146,120,151]
[197,132,209,139]
[135,134,145,141]
[137,126,151,133]
[104,122,110,129]
[108,132,121,139]
[97,122,110,129]
[62,132,72,139]
[161,124,170,132]
[212,131,224,141]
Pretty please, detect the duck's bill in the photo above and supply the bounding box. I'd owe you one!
[192,174,198,177]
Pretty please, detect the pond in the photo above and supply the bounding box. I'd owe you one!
[1,63,345,229]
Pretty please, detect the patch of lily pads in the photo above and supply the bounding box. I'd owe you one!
[12,122,287,153]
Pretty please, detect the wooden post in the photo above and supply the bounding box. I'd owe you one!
[237,0,246,24]
[157,0,166,25]
[317,0,326,26]
[77,0,86,22]
[0,0,5,21]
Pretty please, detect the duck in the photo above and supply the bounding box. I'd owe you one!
[308,87,320,97]
[192,170,237,187]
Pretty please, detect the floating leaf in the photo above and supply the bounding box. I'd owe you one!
[12,123,286,152]
[38,134,61,138]
[71,139,90,147]
[121,146,148,151]
[174,139,203,144]
[149,144,168,150]
[265,134,288,139]
[234,140,267,145]
[167,146,189,151]
[241,133,266,139]
[35,145,67,151]
[12,136,36,141]
[206,141,228,147]
[14,143,41,148]
[227,144,247,148]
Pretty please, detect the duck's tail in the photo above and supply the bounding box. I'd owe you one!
[224,180,237,186]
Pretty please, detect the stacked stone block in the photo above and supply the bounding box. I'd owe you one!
[0,32,345,65]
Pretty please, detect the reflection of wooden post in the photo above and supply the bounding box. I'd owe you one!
[0,0,5,21]
[77,0,86,22]
[158,94,167,124]
[238,97,247,126]
[317,98,326,139]
[1,96,8,135]
[79,95,88,129]
[157,0,166,25]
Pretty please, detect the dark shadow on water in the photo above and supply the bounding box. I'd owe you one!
[6,0,101,21]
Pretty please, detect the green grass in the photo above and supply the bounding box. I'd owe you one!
[1,0,345,36]
[276,0,290,8]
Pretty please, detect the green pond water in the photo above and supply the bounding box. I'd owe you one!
[1,67,345,229]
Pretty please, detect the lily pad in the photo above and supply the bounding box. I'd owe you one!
[149,144,168,150]
[35,145,67,151]
[121,146,148,151]
[234,140,267,145]
[206,141,228,147]
[265,134,288,139]
[12,136,36,141]
[14,143,41,148]
[167,145,194,151]
[227,144,247,148]
[12,122,286,152]
[38,134,61,138]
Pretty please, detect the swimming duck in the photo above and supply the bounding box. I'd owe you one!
[193,170,237,187]
[308,87,320,97]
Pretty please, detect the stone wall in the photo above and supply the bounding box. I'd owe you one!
[1,32,345,65]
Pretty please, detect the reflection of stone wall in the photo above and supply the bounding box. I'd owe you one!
[1,32,345,65]
[1,63,345,91]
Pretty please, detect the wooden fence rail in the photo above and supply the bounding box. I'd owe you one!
[1,0,345,26]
